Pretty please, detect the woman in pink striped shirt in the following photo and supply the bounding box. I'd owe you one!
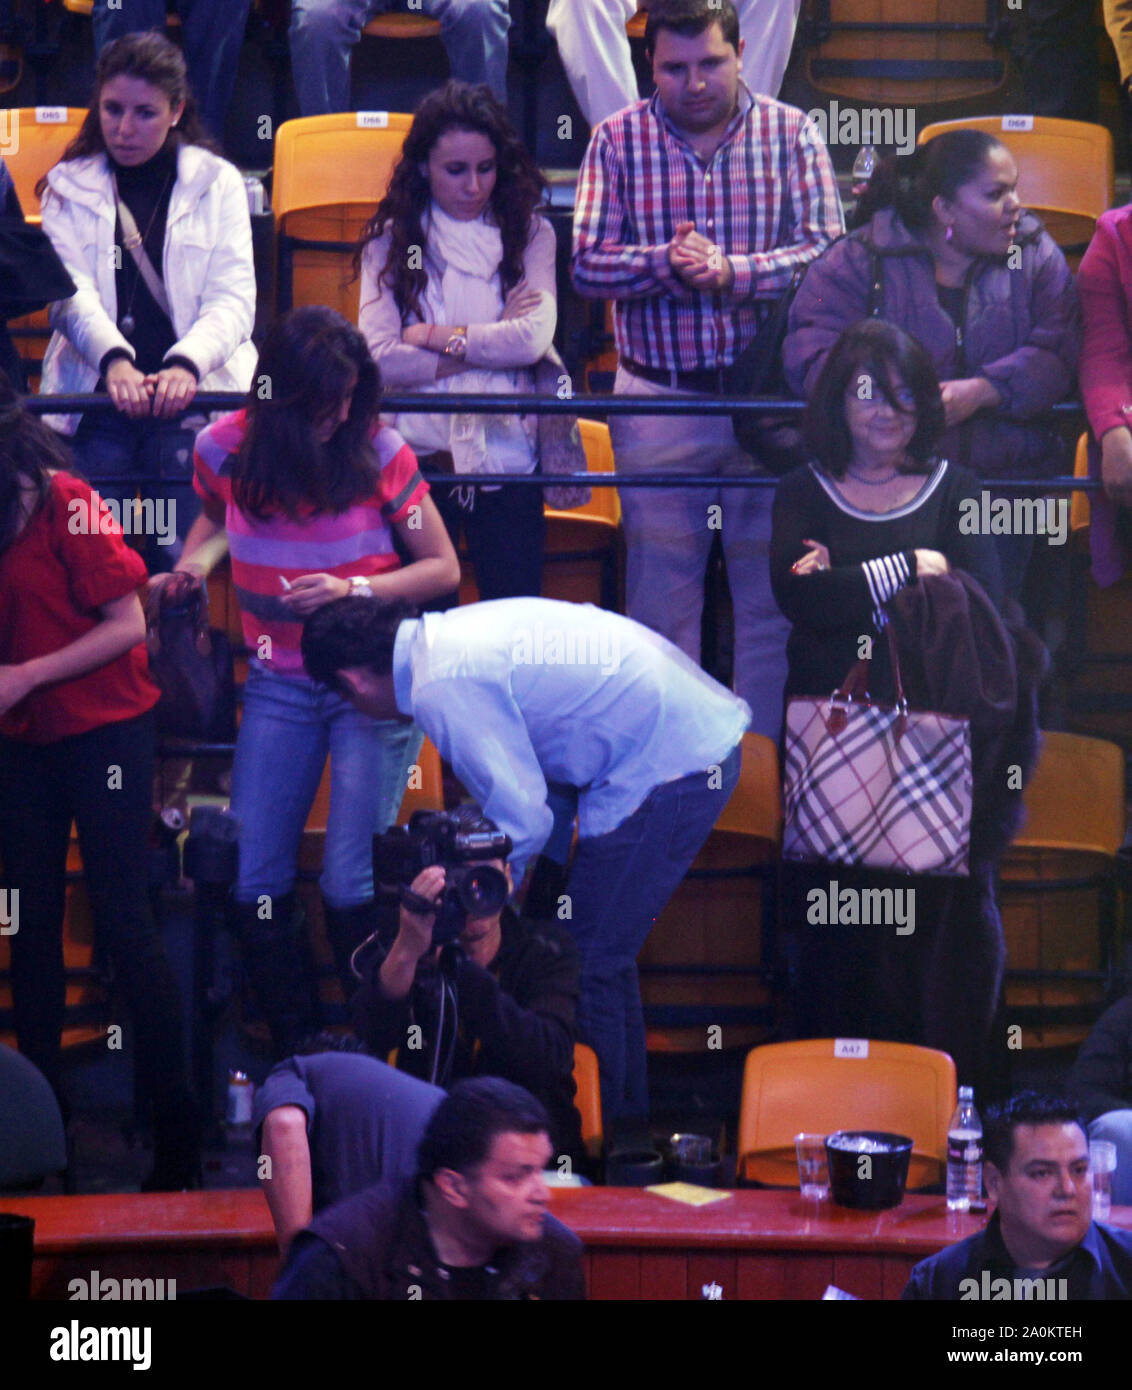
[153,306,458,1056]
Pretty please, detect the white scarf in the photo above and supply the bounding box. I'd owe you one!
[400,203,532,475]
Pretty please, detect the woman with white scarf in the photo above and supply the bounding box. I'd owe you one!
[358,81,556,605]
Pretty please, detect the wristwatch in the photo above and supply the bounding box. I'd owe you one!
[443,327,468,359]
[348,576,374,598]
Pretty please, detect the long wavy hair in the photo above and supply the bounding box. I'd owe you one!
[36,30,217,198]
[0,372,74,560]
[851,129,1006,234]
[355,80,547,320]
[233,307,383,522]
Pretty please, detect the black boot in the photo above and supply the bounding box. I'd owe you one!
[322,896,393,1004]
[228,893,319,1061]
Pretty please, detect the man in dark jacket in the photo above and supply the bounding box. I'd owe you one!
[1068,991,1132,1206]
[350,817,586,1173]
[903,1092,1132,1300]
[273,1077,585,1300]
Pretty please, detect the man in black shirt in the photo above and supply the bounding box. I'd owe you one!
[350,815,586,1174]
[903,1092,1132,1300]
[273,1078,585,1300]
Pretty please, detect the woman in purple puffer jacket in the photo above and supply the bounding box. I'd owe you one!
[783,129,1080,600]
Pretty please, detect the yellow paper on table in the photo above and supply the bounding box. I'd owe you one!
[645,1182,733,1206]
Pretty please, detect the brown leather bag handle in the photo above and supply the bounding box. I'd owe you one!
[827,622,908,740]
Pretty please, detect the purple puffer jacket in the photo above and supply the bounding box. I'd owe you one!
[782,207,1081,479]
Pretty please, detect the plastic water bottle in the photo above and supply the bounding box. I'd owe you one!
[851,144,879,189]
[947,1086,983,1211]
[225,1070,255,1147]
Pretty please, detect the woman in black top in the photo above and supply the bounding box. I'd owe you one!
[770,320,1008,1077]
[772,318,1003,703]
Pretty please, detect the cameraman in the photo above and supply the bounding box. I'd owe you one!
[351,816,587,1176]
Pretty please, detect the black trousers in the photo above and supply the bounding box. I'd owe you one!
[427,474,546,610]
[783,859,1008,1096]
[1012,0,1099,123]
[0,711,192,1126]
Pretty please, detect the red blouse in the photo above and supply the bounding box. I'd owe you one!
[0,473,159,743]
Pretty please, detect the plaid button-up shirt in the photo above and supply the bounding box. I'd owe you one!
[571,84,844,374]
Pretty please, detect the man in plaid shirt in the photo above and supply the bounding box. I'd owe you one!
[571,0,843,737]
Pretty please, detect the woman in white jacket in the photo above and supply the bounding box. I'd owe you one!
[357,80,555,605]
[38,31,255,571]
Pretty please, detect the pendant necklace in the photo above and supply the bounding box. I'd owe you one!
[115,168,173,337]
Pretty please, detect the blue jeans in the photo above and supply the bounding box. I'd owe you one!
[289,0,510,114]
[565,743,743,1126]
[70,409,202,575]
[231,662,422,907]
[92,0,252,141]
[1089,1111,1132,1207]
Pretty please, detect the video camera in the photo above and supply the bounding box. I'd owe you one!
[372,809,513,946]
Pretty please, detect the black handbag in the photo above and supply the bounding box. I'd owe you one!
[146,584,237,742]
[726,264,806,474]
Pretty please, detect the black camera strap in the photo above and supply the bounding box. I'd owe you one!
[399,884,440,917]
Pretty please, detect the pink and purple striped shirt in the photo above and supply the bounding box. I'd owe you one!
[193,409,427,675]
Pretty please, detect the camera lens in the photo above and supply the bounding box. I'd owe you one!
[456,865,508,917]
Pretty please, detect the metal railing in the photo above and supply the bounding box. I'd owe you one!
[24,390,1097,495]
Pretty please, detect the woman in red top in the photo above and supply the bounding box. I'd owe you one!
[0,375,199,1190]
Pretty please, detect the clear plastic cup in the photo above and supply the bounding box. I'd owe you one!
[795,1132,830,1201]
[1090,1139,1117,1222]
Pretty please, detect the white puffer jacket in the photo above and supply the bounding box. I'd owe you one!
[39,142,257,433]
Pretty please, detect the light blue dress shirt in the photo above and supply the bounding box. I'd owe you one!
[391,599,751,874]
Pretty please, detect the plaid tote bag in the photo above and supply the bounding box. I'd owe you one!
[782,634,972,877]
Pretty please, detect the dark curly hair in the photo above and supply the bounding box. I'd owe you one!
[355,80,547,320]
[233,306,384,521]
[36,30,218,198]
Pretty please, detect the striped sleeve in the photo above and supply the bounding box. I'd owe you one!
[373,425,428,523]
[861,551,914,626]
[729,112,845,301]
[191,413,240,519]
[571,119,685,301]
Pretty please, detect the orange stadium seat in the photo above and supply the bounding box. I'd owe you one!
[641,731,782,1054]
[271,111,413,317]
[918,115,1114,263]
[737,1038,956,1189]
[1000,731,1126,1048]
[2,107,88,388]
[572,1041,603,1162]
[800,0,1012,106]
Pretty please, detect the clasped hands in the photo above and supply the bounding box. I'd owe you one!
[105,357,198,421]
[668,221,734,293]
